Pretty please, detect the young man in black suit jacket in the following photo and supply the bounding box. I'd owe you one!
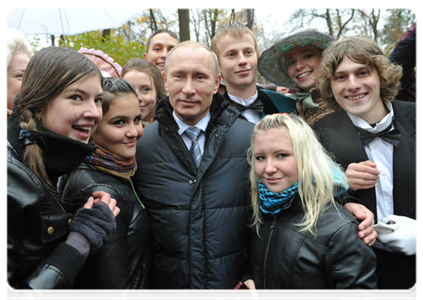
[314,36,416,289]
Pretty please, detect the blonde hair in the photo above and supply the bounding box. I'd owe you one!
[211,22,260,58]
[318,36,402,103]
[248,114,348,235]
[7,28,33,67]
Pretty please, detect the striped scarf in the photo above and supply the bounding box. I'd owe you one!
[86,144,144,208]
[87,144,137,180]
[258,180,298,215]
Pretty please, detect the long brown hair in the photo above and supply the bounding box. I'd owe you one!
[17,46,102,189]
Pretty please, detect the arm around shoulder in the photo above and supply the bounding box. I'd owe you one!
[327,218,378,288]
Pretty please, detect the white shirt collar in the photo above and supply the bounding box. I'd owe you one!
[347,102,394,133]
[227,91,258,106]
[173,111,211,135]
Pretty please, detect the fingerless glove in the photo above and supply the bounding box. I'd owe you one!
[69,202,116,253]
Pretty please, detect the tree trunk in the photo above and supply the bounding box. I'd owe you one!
[210,9,219,38]
[229,9,236,24]
[149,9,158,33]
[178,9,191,42]
[245,9,254,29]
[102,29,111,42]
[325,9,333,36]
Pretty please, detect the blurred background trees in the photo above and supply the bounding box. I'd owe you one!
[28,8,415,68]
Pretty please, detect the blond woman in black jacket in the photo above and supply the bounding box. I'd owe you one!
[248,114,377,289]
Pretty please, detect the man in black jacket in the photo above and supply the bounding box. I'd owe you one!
[133,41,255,289]
[315,36,416,289]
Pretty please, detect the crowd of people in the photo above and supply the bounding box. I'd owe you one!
[6,22,416,290]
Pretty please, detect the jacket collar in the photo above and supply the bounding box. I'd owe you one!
[7,117,96,183]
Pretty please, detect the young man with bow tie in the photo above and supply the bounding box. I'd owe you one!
[315,36,416,289]
[211,23,297,124]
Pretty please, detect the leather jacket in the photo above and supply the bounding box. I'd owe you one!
[7,120,95,289]
[61,163,151,289]
[249,194,378,289]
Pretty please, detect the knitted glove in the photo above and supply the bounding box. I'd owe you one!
[69,202,117,254]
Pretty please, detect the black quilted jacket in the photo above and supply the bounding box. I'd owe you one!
[133,94,255,288]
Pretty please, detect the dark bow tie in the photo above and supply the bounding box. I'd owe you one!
[356,123,402,146]
[230,99,263,114]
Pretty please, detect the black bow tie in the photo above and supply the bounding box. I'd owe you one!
[230,99,264,114]
[356,123,402,146]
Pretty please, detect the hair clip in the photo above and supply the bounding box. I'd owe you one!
[18,129,39,146]
[275,113,289,116]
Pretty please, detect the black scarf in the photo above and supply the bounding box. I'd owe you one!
[8,117,96,184]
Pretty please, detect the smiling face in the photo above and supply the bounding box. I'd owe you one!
[331,56,386,124]
[92,93,143,159]
[254,127,298,193]
[42,75,103,144]
[144,32,179,71]
[215,33,257,93]
[284,46,322,91]
[7,51,31,110]
[122,70,157,122]
[164,44,221,126]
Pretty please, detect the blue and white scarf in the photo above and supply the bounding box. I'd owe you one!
[258,168,348,215]
[258,180,298,215]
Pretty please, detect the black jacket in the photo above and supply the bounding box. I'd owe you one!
[312,100,416,288]
[7,118,94,289]
[61,163,151,289]
[249,195,377,289]
[133,94,255,288]
[389,24,416,103]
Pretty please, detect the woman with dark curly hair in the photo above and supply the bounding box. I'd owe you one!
[314,36,416,289]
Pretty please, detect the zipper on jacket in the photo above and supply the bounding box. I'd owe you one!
[263,216,277,289]
[203,128,217,154]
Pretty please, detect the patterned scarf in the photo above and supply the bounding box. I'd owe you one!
[258,168,348,215]
[87,144,137,180]
[258,180,298,215]
[86,144,144,208]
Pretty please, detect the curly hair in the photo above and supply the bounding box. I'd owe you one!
[318,36,402,103]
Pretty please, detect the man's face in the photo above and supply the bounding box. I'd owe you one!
[215,34,257,91]
[144,33,179,71]
[331,56,386,124]
[164,45,221,126]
